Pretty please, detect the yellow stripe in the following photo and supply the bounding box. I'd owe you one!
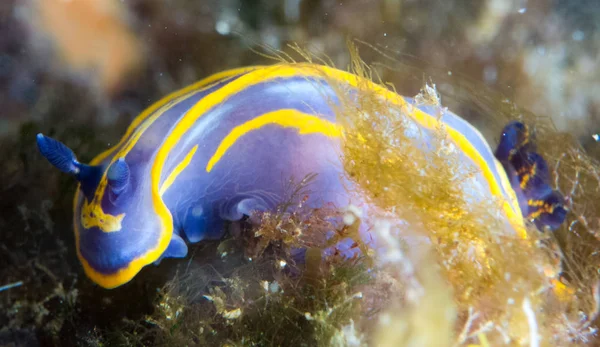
[90,66,262,166]
[446,124,526,237]
[315,65,525,236]
[526,198,555,220]
[206,109,342,172]
[528,205,554,219]
[83,68,261,234]
[72,92,191,287]
[528,199,545,207]
[149,64,525,262]
[80,198,125,232]
[82,91,194,233]
[520,163,536,190]
[84,68,261,232]
[159,145,198,196]
[147,66,344,290]
[74,67,263,288]
[494,159,522,218]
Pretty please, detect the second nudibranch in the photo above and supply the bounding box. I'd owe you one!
[36,63,567,288]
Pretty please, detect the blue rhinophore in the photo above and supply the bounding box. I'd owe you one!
[36,133,81,175]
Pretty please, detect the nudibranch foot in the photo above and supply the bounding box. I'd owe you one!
[179,197,270,244]
[180,204,220,243]
[219,197,269,222]
[154,233,188,265]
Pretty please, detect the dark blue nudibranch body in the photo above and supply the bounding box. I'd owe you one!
[37,64,567,288]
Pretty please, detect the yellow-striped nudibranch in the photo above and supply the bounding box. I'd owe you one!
[36,64,567,288]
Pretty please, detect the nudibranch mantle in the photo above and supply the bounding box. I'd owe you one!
[37,63,566,288]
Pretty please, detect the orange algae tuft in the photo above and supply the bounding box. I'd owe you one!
[320,43,555,346]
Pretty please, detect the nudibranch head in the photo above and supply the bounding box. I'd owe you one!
[37,134,179,288]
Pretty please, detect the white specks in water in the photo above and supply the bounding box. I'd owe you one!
[572,30,585,41]
[343,213,356,226]
[383,32,387,37]
[278,260,287,268]
[261,280,280,293]
[340,320,363,347]
[215,9,241,36]
[222,308,241,320]
[593,134,599,142]
[536,46,546,56]
[261,30,281,50]
[215,20,231,35]
[448,71,452,76]
[352,292,363,299]
[484,65,498,83]
[269,281,280,293]
[518,8,527,14]
[379,313,391,325]
[284,0,301,22]
[343,205,363,225]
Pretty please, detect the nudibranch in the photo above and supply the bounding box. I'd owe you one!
[37,64,567,288]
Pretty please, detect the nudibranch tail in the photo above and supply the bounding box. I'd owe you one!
[528,190,568,231]
[495,121,534,162]
[153,233,188,266]
[494,122,567,231]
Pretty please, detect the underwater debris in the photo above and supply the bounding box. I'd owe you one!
[0,281,23,293]
[145,178,374,346]
[204,286,243,321]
